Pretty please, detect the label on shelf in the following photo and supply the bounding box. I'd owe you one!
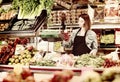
[115,30,120,45]
[15,44,25,55]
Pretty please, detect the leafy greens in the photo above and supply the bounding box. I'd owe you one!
[12,0,54,19]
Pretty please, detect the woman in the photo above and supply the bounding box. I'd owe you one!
[61,14,98,56]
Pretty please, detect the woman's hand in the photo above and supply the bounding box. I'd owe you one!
[89,50,97,56]
[59,31,69,41]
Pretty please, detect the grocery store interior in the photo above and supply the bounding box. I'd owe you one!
[1,0,120,82]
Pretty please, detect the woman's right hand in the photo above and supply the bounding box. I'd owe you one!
[59,31,69,41]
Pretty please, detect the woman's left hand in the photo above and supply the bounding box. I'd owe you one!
[89,50,97,56]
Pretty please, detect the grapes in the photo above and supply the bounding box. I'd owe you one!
[103,58,117,68]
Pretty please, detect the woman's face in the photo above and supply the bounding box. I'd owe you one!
[78,17,85,27]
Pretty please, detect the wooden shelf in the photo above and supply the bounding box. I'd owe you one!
[48,23,120,29]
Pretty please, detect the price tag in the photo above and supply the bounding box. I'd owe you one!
[15,44,25,55]
[115,29,120,46]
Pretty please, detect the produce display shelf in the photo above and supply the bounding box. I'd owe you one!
[0,9,47,38]
[48,23,120,29]
[0,30,36,38]
[0,65,104,74]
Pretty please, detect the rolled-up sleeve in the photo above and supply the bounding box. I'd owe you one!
[86,30,98,54]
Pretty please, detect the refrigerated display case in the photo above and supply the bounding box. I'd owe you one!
[0,9,47,38]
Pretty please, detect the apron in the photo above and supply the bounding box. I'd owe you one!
[72,28,91,56]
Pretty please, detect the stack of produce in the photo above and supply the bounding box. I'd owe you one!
[100,34,114,44]
[74,53,120,68]
[8,48,35,65]
[12,0,54,19]
[102,48,120,68]
[11,19,35,30]
[0,23,9,31]
[0,44,15,64]
[31,52,60,66]
[0,6,17,31]
[3,66,120,82]
[31,53,74,67]
[0,38,29,64]
[49,70,74,82]
[103,58,118,68]
[31,53,120,68]
[2,67,35,82]
[2,67,74,82]
[79,67,120,82]
[33,59,56,66]
[74,54,105,68]
[0,6,17,20]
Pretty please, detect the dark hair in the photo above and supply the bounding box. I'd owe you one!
[79,14,91,31]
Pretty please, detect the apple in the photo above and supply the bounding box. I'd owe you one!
[24,76,35,82]
[62,70,74,79]
[21,68,33,79]
[14,38,21,44]
[60,75,69,82]
[3,75,13,82]
[51,71,62,82]
[2,73,19,82]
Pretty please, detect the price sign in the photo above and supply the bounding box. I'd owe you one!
[115,29,120,46]
[15,44,25,55]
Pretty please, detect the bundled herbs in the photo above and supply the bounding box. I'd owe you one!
[12,0,54,19]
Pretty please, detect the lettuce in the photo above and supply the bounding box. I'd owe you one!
[12,0,54,19]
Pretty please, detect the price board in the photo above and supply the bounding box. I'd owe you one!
[115,29,120,46]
